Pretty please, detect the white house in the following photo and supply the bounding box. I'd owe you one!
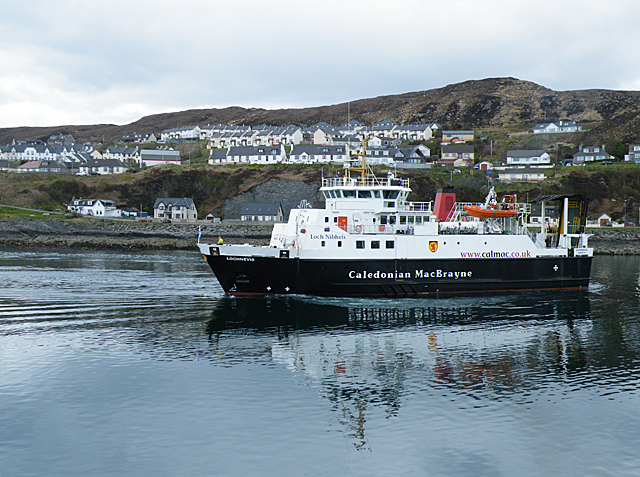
[67,198,122,217]
[224,145,286,164]
[153,198,198,222]
[103,147,140,165]
[160,126,201,141]
[533,121,582,134]
[625,144,640,162]
[289,145,347,164]
[392,124,433,142]
[2,144,58,162]
[572,145,614,163]
[78,159,128,175]
[506,150,551,166]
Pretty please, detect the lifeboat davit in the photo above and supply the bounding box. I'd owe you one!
[463,205,517,219]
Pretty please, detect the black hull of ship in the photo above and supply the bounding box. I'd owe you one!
[204,255,593,297]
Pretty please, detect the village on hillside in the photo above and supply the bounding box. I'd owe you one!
[2,120,640,179]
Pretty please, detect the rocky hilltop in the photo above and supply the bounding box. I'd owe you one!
[3,78,640,146]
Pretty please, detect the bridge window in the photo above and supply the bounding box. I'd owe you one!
[408,216,414,224]
[380,216,387,225]
[400,216,406,225]
[389,216,396,225]
[373,190,381,198]
[343,190,356,198]
[357,190,372,198]
[383,190,399,199]
[323,191,331,199]
[415,216,422,225]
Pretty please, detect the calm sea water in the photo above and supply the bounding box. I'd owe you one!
[1,249,639,477]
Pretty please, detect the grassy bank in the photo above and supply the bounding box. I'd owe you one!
[1,164,640,222]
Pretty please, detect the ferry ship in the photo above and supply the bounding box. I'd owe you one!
[198,149,593,297]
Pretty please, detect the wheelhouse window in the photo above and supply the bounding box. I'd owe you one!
[408,216,414,224]
[383,190,399,199]
[357,190,372,198]
[356,241,365,249]
[389,216,396,225]
[373,190,381,198]
[400,216,407,225]
[415,216,422,225]
[323,191,331,199]
[343,190,356,198]
[380,216,387,225]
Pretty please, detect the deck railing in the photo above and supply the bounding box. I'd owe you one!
[322,177,409,188]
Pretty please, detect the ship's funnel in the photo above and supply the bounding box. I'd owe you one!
[434,188,457,221]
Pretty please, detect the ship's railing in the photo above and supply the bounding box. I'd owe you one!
[401,201,433,212]
[444,201,531,224]
[322,177,409,188]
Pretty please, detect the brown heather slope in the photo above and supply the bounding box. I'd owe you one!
[3,78,640,148]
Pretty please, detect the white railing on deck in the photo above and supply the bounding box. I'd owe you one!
[322,177,409,188]
[402,201,433,212]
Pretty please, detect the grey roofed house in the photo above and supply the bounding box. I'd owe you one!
[228,146,282,156]
[441,144,474,153]
[506,149,547,158]
[208,149,228,162]
[240,202,284,222]
[153,197,194,210]
[289,145,346,155]
[48,134,76,145]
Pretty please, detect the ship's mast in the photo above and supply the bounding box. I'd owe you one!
[346,137,380,186]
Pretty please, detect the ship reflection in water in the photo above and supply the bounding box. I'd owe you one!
[206,292,592,450]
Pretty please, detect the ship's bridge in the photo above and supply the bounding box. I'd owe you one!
[320,175,412,212]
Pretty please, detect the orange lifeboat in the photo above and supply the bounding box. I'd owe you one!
[463,205,517,218]
[464,193,517,219]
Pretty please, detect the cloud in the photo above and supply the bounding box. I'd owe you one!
[1,0,640,127]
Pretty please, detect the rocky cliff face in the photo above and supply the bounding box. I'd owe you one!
[3,78,640,145]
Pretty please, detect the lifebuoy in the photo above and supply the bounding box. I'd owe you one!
[301,229,306,233]
[355,225,362,233]
[379,224,385,232]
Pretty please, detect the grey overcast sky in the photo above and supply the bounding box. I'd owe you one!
[1,0,639,128]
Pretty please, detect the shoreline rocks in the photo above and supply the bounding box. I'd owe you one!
[0,218,638,254]
[0,218,272,250]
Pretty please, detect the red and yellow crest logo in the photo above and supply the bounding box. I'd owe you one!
[429,241,438,253]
